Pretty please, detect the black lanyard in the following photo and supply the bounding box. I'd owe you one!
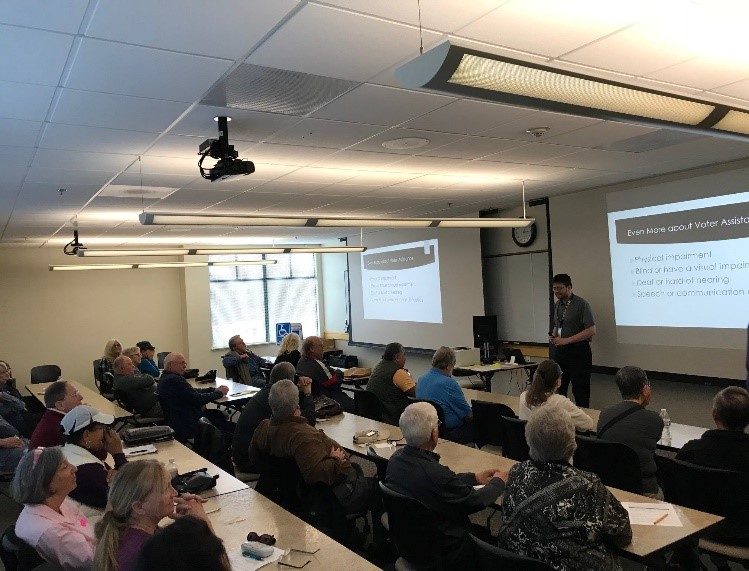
[555,294,573,329]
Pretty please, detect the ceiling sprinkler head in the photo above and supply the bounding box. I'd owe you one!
[526,127,551,138]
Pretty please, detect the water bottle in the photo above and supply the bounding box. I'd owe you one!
[167,458,179,481]
[660,409,671,446]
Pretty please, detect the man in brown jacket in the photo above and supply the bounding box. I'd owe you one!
[249,379,378,514]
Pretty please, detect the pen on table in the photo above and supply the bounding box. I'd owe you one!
[653,513,668,525]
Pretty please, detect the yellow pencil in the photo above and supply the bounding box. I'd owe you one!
[653,513,668,525]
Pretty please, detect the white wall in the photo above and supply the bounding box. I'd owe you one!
[0,248,187,391]
[550,162,748,380]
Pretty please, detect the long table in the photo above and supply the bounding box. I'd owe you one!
[321,411,722,565]
[186,376,260,404]
[462,388,708,450]
[454,361,539,392]
[204,488,379,570]
[26,380,133,420]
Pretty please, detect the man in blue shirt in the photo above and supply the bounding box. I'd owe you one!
[222,335,270,388]
[416,346,475,444]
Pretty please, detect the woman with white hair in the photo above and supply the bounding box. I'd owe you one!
[497,406,632,571]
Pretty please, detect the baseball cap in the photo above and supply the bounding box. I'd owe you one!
[60,405,115,436]
[136,341,156,351]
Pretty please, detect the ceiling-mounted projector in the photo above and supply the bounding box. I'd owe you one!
[198,116,255,182]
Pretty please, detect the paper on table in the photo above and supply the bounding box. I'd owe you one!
[373,442,392,449]
[227,546,285,570]
[621,502,682,526]
[123,444,157,457]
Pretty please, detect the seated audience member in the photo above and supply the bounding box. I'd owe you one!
[249,380,378,515]
[94,460,212,571]
[97,339,122,385]
[157,352,230,443]
[366,342,415,425]
[232,362,315,473]
[12,446,95,571]
[676,385,749,547]
[61,405,127,520]
[385,402,506,569]
[134,516,229,571]
[416,346,475,444]
[0,413,25,473]
[221,335,270,388]
[0,360,26,430]
[122,347,150,377]
[296,336,355,413]
[112,355,163,418]
[135,341,160,378]
[275,332,302,367]
[597,366,663,498]
[518,359,596,432]
[497,406,632,570]
[676,386,749,472]
[29,381,84,449]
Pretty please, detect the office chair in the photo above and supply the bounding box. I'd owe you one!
[29,365,61,384]
[573,435,642,494]
[157,351,170,369]
[471,535,555,571]
[193,417,235,475]
[380,482,443,571]
[657,456,749,566]
[471,399,516,451]
[0,524,46,571]
[354,390,384,422]
[500,416,530,461]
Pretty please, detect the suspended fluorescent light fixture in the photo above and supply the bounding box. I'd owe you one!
[395,41,749,141]
[139,212,533,228]
[76,245,367,257]
[49,260,276,271]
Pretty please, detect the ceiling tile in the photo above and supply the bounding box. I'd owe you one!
[0,0,88,33]
[0,146,36,168]
[456,0,640,58]
[543,121,655,148]
[311,84,455,126]
[404,100,543,136]
[266,118,385,149]
[39,124,157,155]
[421,137,524,160]
[87,0,299,59]
[712,79,749,102]
[0,81,56,121]
[122,156,198,176]
[25,168,115,187]
[0,25,73,86]
[0,118,43,147]
[277,167,358,184]
[66,38,233,102]
[32,149,136,172]
[309,150,405,170]
[14,182,101,210]
[348,128,463,155]
[170,106,301,141]
[241,143,338,166]
[482,142,580,164]
[52,89,190,132]
[247,3,442,82]
[646,57,749,91]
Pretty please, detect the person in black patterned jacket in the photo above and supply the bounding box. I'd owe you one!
[497,405,632,571]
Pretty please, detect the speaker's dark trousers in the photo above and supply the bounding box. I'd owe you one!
[553,341,592,408]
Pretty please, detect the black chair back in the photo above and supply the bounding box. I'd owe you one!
[302,482,359,548]
[574,435,642,493]
[0,524,46,571]
[157,352,170,369]
[409,397,447,437]
[500,416,529,461]
[657,455,749,545]
[379,482,442,570]
[156,395,171,424]
[193,417,234,475]
[224,364,240,382]
[471,400,516,448]
[366,446,389,481]
[255,454,305,515]
[30,365,61,384]
[354,390,384,422]
[471,535,555,570]
[259,362,273,382]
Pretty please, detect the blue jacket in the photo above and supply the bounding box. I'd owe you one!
[138,357,160,378]
[416,368,472,429]
[157,371,223,442]
[221,351,268,387]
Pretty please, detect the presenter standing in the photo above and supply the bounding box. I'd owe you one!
[549,274,596,408]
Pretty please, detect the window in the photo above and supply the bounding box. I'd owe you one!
[208,253,320,348]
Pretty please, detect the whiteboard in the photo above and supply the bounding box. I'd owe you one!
[483,252,550,343]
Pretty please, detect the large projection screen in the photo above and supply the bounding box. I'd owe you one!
[347,228,484,350]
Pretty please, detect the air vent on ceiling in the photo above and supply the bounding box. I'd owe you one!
[202,63,358,116]
[596,129,703,153]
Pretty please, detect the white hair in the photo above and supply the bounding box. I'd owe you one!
[525,405,576,463]
[399,402,438,447]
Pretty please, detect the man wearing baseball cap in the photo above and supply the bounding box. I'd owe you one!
[136,341,160,377]
[61,405,126,519]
